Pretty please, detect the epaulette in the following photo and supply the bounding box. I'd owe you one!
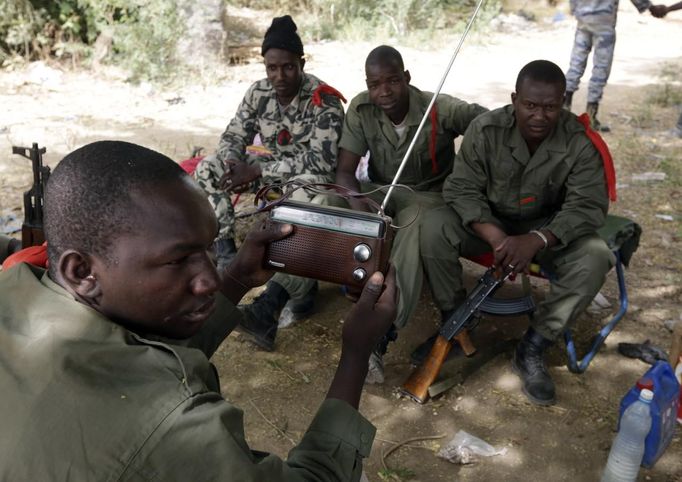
[312,84,347,107]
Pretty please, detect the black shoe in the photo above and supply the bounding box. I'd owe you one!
[512,328,556,405]
[278,282,318,328]
[563,91,573,111]
[236,306,277,351]
[365,324,398,385]
[214,238,237,271]
[235,282,289,351]
[586,102,610,132]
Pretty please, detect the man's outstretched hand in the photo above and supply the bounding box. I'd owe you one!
[649,4,668,17]
[221,221,292,302]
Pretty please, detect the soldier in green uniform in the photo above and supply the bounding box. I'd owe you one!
[0,140,397,480]
[420,60,615,405]
[335,45,487,383]
[194,16,346,349]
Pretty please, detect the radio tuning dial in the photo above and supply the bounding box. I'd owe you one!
[352,268,367,282]
[353,243,372,262]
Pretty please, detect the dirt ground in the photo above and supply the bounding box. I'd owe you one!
[1,4,681,481]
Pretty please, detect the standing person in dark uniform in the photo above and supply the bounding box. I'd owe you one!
[564,0,669,131]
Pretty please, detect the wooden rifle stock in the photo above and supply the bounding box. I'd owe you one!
[400,331,476,404]
[400,267,508,404]
[455,330,476,356]
[401,335,453,404]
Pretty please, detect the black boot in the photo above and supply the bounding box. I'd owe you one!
[512,328,556,405]
[366,324,398,384]
[586,102,610,132]
[214,238,237,271]
[563,91,573,111]
[410,309,464,366]
[236,281,289,351]
[277,282,318,328]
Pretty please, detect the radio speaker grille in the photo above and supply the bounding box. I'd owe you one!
[265,225,387,287]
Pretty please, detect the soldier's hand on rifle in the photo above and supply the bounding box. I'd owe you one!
[220,221,293,301]
[493,233,545,274]
[342,265,398,358]
[219,160,261,193]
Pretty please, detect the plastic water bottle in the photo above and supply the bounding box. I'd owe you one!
[601,388,653,482]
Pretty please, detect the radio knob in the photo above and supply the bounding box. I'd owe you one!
[353,243,372,262]
[352,268,367,282]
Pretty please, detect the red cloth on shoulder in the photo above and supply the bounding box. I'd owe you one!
[577,113,617,202]
[311,84,347,107]
[179,155,205,176]
[2,243,48,270]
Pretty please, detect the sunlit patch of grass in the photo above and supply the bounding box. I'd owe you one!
[646,61,682,107]
[378,466,416,481]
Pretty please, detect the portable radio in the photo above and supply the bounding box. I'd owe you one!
[263,200,394,288]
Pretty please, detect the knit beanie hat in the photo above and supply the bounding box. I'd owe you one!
[261,15,304,57]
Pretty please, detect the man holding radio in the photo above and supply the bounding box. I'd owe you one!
[420,60,615,405]
[194,16,346,349]
[0,140,397,480]
[335,45,487,384]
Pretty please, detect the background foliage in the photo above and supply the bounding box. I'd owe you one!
[1,0,182,80]
[1,0,501,81]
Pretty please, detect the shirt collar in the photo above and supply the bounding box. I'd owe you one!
[505,104,569,164]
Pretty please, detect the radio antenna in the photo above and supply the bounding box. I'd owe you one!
[380,0,487,212]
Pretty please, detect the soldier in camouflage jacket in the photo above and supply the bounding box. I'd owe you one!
[194,15,345,350]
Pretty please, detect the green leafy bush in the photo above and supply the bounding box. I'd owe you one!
[2,0,503,80]
[1,0,183,81]
[231,0,502,41]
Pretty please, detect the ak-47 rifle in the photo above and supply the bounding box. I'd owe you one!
[12,143,50,248]
[400,267,512,404]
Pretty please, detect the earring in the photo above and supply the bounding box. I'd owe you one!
[86,275,96,281]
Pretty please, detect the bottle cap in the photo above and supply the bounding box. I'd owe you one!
[636,378,654,391]
[639,388,654,402]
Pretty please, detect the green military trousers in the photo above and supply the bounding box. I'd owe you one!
[345,184,445,329]
[420,206,615,341]
[194,153,329,300]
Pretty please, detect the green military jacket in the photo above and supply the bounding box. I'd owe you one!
[445,104,609,247]
[0,264,375,481]
[339,85,487,191]
[217,72,344,185]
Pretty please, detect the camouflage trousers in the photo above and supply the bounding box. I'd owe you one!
[193,153,331,299]
[194,154,331,240]
[420,206,615,341]
[565,19,616,104]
